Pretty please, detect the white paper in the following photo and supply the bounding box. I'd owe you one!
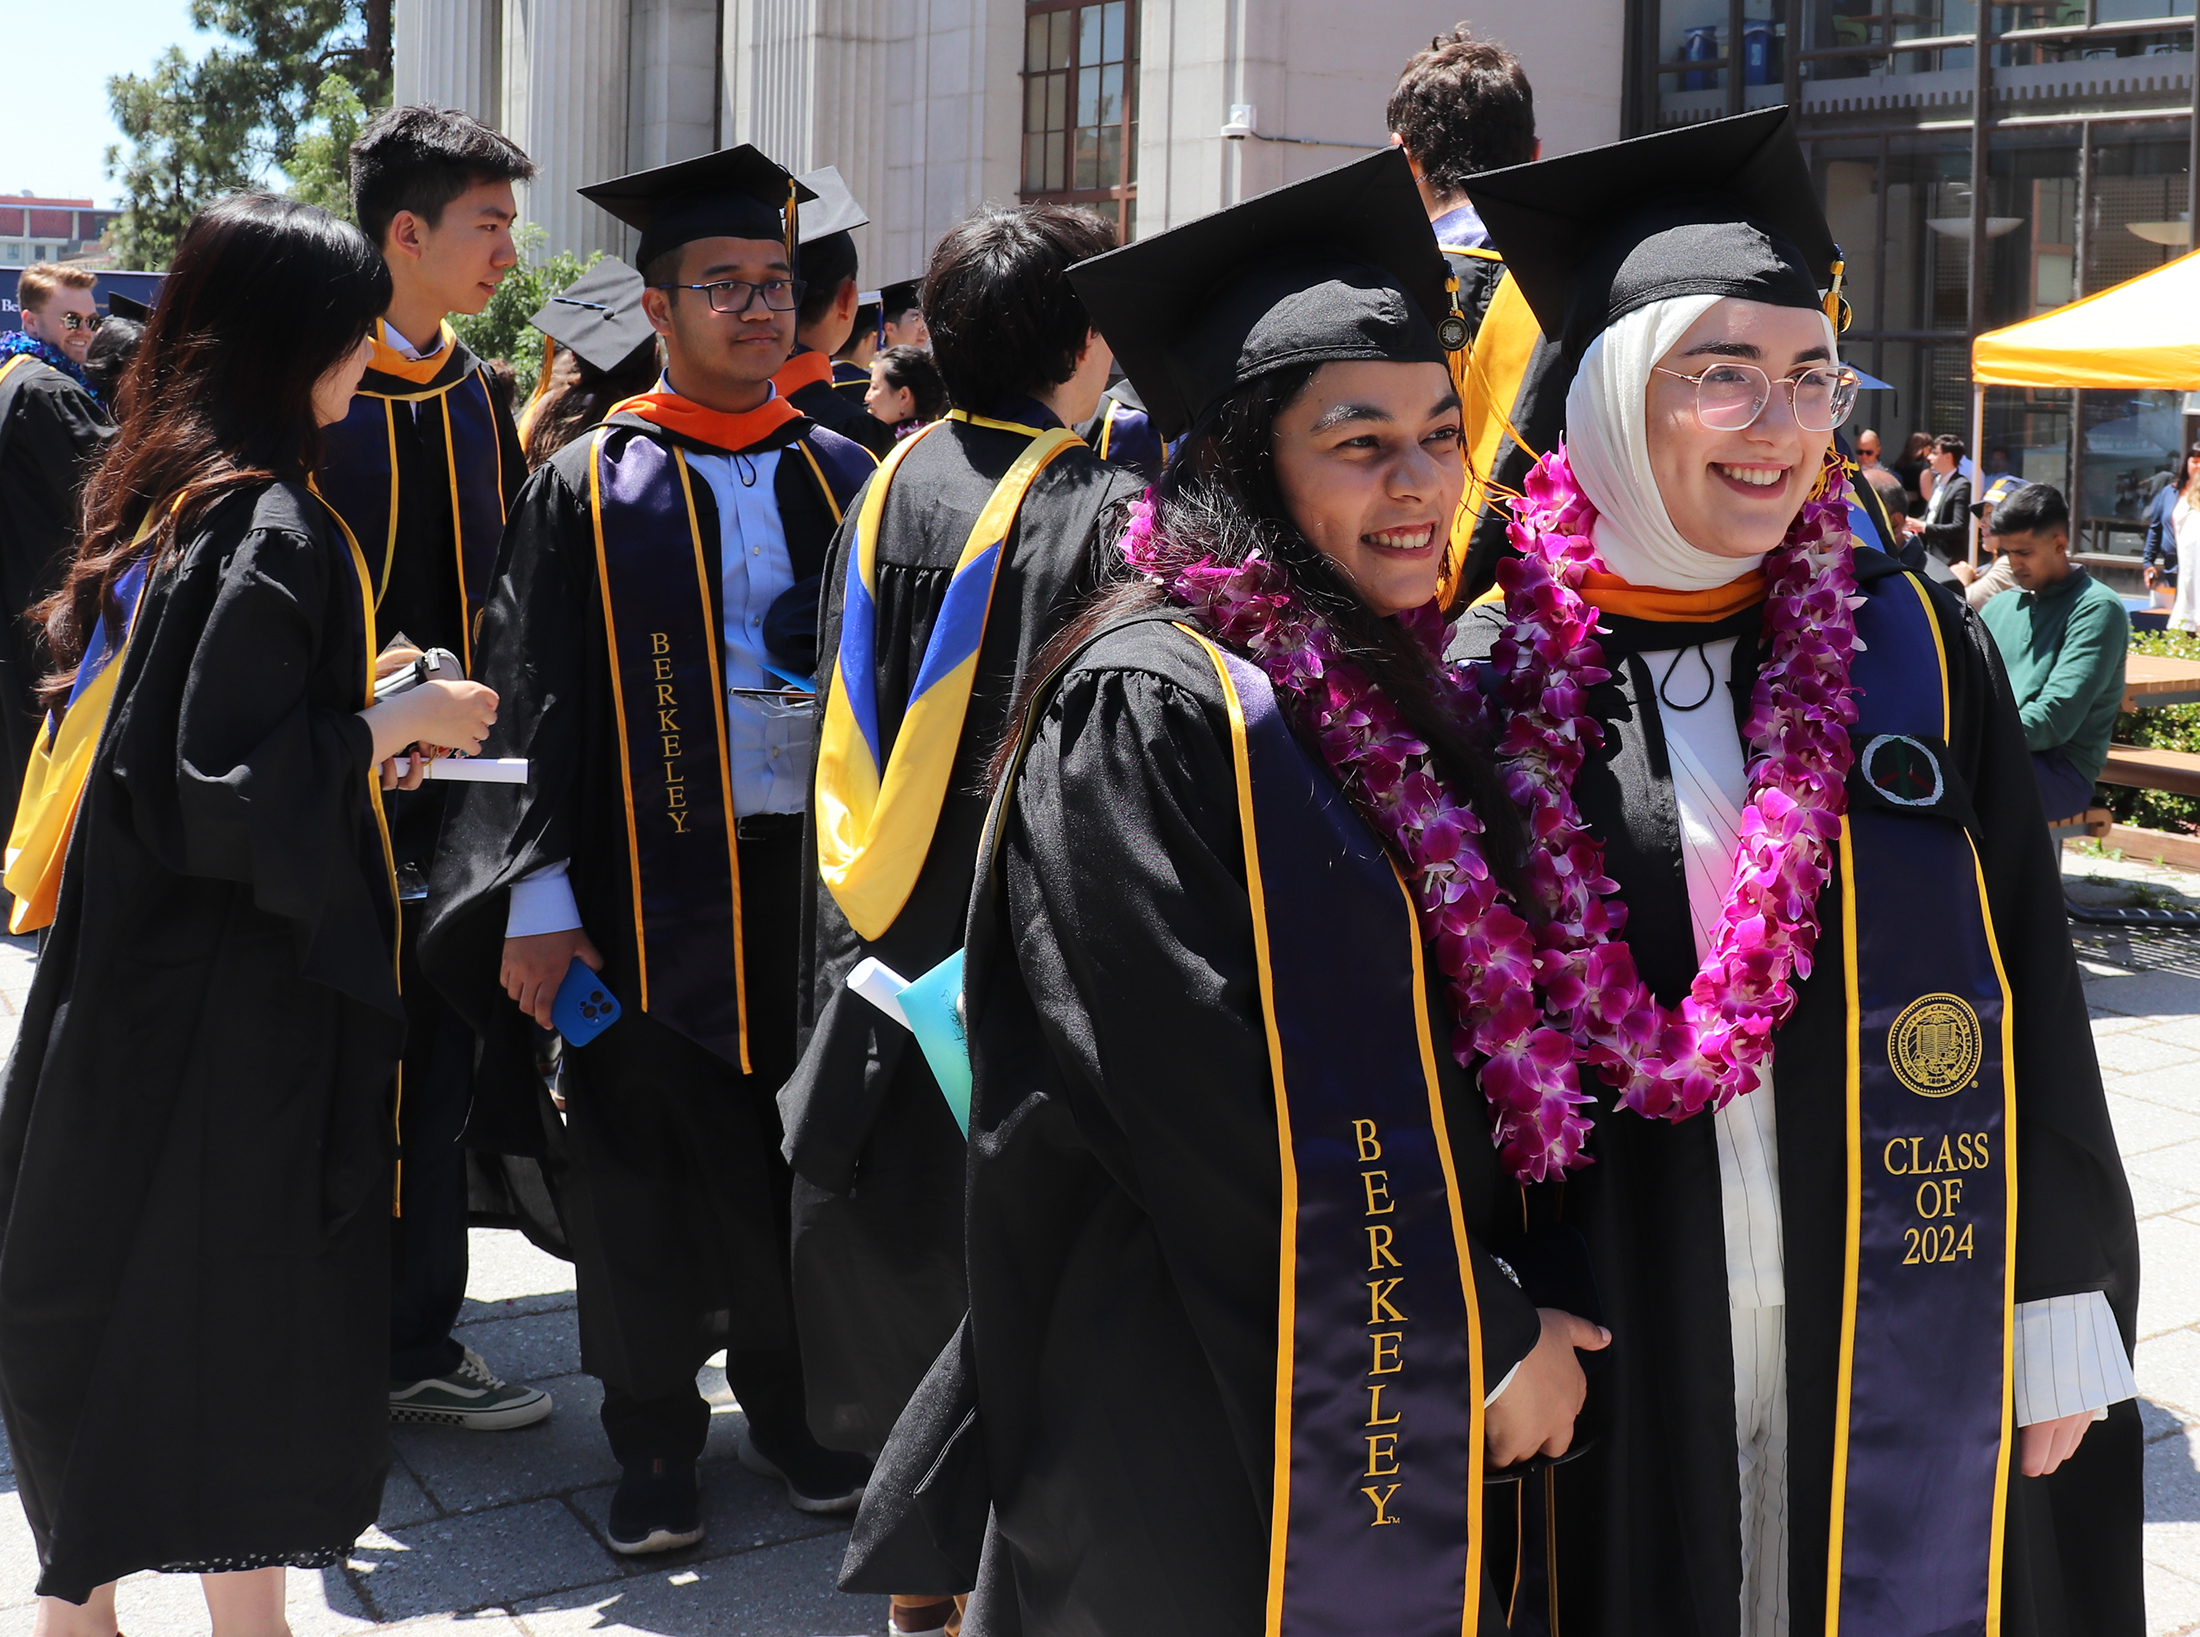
[846,956,911,1029]
[392,756,529,783]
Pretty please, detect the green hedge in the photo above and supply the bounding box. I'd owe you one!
[2107,628,2200,834]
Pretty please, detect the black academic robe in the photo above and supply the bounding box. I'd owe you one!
[833,358,873,404]
[844,616,1545,1633]
[421,411,868,1384]
[0,479,402,1601]
[1446,552,2142,1637]
[791,372,897,459]
[782,405,1140,1454]
[0,356,112,824]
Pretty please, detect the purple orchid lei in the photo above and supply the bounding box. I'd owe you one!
[1121,443,1863,1184]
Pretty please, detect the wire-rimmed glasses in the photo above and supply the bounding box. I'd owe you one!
[1652,361,1861,433]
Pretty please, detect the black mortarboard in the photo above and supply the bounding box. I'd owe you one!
[1068,148,1449,440]
[875,278,923,317]
[104,290,150,322]
[579,144,814,273]
[530,256,655,375]
[1462,107,1836,365]
[793,166,868,242]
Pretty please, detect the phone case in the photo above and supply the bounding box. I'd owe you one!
[551,959,621,1045]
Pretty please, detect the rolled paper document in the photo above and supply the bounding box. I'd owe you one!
[845,955,912,1028]
[391,756,529,783]
[898,949,971,1138]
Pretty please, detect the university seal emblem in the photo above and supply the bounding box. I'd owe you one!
[1861,732,1945,807]
[1889,992,1983,1098]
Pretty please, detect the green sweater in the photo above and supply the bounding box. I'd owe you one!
[1977,566,2128,784]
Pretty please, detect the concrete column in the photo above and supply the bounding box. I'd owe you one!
[502,0,633,258]
[629,0,723,170]
[394,0,502,121]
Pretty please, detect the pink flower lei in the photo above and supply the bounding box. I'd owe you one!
[1122,444,1863,1183]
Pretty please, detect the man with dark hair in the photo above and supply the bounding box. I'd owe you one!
[785,200,1139,1637]
[832,297,877,403]
[317,103,547,1435]
[1906,431,1974,565]
[424,145,878,1556]
[0,264,113,856]
[1387,25,1555,607]
[877,278,928,349]
[1977,482,2130,824]
[771,168,894,458]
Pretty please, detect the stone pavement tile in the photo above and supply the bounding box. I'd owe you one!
[461,1229,578,1321]
[512,1532,886,1637]
[2110,1092,2200,1156]
[352,1502,607,1622]
[2147,1555,2200,1637]
[566,1458,841,1564]
[2096,1031,2200,1078]
[2089,971,2200,1020]
[2141,1217,2200,1339]
[396,1374,619,1514]
[381,1461,444,1529]
[2130,1165,2200,1220]
[2143,1014,2200,1053]
[2142,1333,2200,1422]
[452,1307,582,1387]
[2111,1092,2200,1155]
[0,1493,38,1611]
[2095,1009,2163,1033]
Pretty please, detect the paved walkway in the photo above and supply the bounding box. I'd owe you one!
[0,838,2196,1634]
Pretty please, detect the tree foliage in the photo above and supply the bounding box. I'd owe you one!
[286,76,372,222]
[104,0,392,268]
[452,227,602,398]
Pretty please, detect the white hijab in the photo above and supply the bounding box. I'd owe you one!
[1564,294,1840,592]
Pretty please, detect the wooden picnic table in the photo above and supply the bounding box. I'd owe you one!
[2124,653,2200,712]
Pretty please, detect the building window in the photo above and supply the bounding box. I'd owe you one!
[1022,0,1137,240]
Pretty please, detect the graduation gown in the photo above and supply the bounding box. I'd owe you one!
[845,615,1546,1634]
[1446,552,2142,1637]
[781,349,897,460]
[420,406,869,1392]
[782,405,1139,1453]
[0,479,402,1601]
[0,354,113,825]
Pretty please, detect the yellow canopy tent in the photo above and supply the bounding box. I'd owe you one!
[1972,245,2200,389]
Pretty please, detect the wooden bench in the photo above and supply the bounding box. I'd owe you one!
[2049,806,2113,843]
[2100,744,2200,799]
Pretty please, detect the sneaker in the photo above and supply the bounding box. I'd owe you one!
[736,1422,872,1515]
[389,1346,553,1430]
[607,1457,704,1555]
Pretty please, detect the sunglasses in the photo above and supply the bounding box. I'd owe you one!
[55,311,105,333]
[1654,361,1861,434]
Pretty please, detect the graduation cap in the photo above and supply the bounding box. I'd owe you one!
[1067,147,1449,440]
[103,290,150,322]
[874,278,923,318]
[793,166,868,243]
[1460,106,1839,365]
[579,144,815,273]
[530,256,655,375]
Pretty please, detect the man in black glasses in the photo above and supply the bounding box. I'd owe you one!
[424,144,877,1556]
[0,264,113,845]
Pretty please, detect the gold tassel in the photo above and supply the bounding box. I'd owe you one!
[1823,255,1852,335]
[785,179,799,265]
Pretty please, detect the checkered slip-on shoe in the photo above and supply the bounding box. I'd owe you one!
[389,1345,553,1430]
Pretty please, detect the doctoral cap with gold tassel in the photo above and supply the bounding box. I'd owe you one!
[1459,106,1843,367]
[578,144,815,274]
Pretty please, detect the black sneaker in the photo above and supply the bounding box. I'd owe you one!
[736,1422,872,1515]
[607,1457,704,1555]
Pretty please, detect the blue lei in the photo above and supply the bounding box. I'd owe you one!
[0,330,93,396]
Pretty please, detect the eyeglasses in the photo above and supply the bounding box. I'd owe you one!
[653,277,806,315]
[1653,361,1861,433]
[57,311,104,333]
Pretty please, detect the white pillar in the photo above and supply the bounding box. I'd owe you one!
[395,0,501,121]
[629,0,722,171]
[503,0,633,259]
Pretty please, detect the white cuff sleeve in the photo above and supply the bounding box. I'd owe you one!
[2012,1290,2135,1426]
[1484,1361,1522,1408]
[503,861,583,937]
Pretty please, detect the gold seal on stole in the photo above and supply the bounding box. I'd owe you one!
[1889,993,1984,1098]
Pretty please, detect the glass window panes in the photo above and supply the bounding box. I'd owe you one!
[1021,0,1138,234]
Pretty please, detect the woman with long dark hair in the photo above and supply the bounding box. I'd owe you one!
[1,193,497,1635]
[847,154,1600,1635]
[2146,439,2200,624]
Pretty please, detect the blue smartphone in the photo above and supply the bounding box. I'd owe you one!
[551,959,621,1046]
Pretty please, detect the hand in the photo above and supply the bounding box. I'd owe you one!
[1485,1308,1610,1469]
[501,928,603,1028]
[378,750,430,792]
[2146,566,2160,589]
[359,679,500,766]
[1903,515,1925,536]
[2019,1410,2094,1477]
